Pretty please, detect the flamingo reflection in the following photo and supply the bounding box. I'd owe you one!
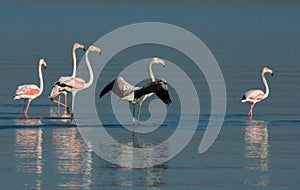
[112,136,166,188]
[244,119,270,186]
[52,127,92,187]
[15,128,43,174]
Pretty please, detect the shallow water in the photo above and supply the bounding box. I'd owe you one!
[1,2,300,189]
[1,113,300,189]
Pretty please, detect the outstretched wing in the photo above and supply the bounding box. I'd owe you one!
[99,76,136,99]
[134,80,172,105]
[111,76,135,98]
[99,79,116,98]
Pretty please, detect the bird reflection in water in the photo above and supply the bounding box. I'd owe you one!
[112,135,167,188]
[244,118,270,187]
[15,127,43,189]
[49,107,71,123]
[52,127,93,188]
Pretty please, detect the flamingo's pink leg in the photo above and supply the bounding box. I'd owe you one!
[23,99,27,113]
[64,93,67,114]
[71,93,76,114]
[248,103,254,116]
[57,95,60,114]
[248,115,253,122]
[24,100,31,115]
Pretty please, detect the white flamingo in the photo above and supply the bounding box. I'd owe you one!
[241,67,273,116]
[99,57,172,125]
[13,59,47,116]
[54,45,101,116]
[49,42,85,112]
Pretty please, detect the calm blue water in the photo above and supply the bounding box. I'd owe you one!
[1,2,300,189]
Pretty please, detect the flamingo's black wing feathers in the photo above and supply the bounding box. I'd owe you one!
[155,81,172,105]
[99,79,116,98]
[134,80,172,105]
[55,81,72,89]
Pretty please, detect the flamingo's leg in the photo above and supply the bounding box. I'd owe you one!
[57,95,61,115]
[64,92,67,114]
[50,91,70,115]
[71,93,76,118]
[248,115,253,122]
[24,99,31,115]
[137,104,142,121]
[136,104,156,126]
[51,99,69,112]
[23,99,27,113]
[248,103,254,116]
[132,104,136,126]
[72,93,75,113]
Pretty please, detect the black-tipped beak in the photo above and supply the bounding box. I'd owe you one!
[44,66,47,69]
[83,48,86,52]
[271,73,273,76]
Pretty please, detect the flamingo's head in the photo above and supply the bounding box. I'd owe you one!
[39,59,47,69]
[73,42,85,51]
[88,45,101,55]
[49,85,63,99]
[151,57,165,67]
[262,67,273,76]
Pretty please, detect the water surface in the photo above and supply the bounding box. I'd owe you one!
[0,2,300,189]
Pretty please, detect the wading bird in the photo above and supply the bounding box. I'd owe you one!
[241,67,273,116]
[99,57,172,125]
[13,59,47,116]
[49,42,85,113]
[53,45,101,116]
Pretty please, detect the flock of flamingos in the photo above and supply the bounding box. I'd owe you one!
[13,42,273,123]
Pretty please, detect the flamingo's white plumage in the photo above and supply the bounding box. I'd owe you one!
[241,67,273,116]
[54,45,101,115]
[13,59,47,116]
[49,42,85,112]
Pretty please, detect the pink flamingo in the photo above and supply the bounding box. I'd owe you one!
[49,42,85,112]
[13,59,47,116]
[53,45,101,116]
[241,67,273,116]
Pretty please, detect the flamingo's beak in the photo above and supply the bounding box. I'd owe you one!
[83,48,86,52]
[271,72,273,76]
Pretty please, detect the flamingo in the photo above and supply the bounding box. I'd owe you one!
[49,42,85,112]
[99,57,172,125]
[241,67,273,116]
[13,59,47,116]
[54,45,101,116]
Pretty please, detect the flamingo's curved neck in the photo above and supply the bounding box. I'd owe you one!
[148,61,155,82]
[38,63,44,95]
[83,49,94,89]
[71,47,77,78]
[262,72,269,99]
